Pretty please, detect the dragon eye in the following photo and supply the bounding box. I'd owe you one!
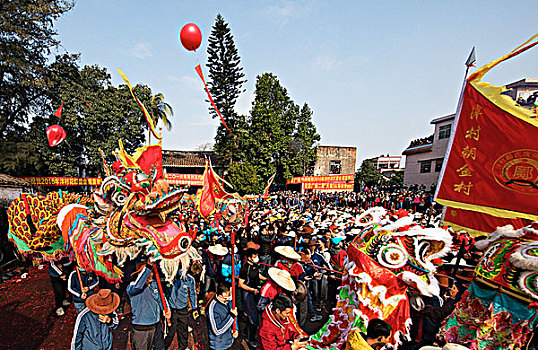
[178,237,191,251]
[112,191,127,205]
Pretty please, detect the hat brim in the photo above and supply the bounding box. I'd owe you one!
[86,293,120,315]
[268,267,296,292]
[274,246,301,261]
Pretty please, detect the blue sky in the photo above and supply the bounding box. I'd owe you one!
[54,0,538,166]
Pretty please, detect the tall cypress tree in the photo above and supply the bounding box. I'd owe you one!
[206,14,246,165]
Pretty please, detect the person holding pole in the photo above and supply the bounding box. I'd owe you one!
[164,264,197,350]
[68,266,99,313]
[207,280,239,350]
[127,261,171,350]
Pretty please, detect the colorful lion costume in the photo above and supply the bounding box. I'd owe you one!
[309,208,453,349]
[439,222,538,350]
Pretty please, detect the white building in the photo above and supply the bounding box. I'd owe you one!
[402,114,455,188]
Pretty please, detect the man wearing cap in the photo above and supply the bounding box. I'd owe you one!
[70,289,120,350]
[202,244,228,296]
[274,246,304,280]
[257,293,308,350]
[127,262,171,350]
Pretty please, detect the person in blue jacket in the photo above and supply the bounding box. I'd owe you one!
[127,262,171,350]
[70,288,119,350]
[164,269,197,350]
[207,280,238,350]
[68,267,99,313]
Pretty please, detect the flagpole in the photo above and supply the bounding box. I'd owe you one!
[231,228,237,332]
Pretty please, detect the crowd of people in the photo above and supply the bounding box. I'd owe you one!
[44,188,472,350]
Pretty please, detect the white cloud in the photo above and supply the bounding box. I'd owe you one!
[131,42,153,59]
[265,1,313,27]
[311,51,369,72]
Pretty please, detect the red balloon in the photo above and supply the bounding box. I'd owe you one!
[46,125,66,147]
[179,23,202,51]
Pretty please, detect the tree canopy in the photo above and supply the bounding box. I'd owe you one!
[0,54,164,177]
[206,14,247,166]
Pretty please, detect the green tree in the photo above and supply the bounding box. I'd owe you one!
[226,162,262,195]
[148,92,173,144]
[246,73,319,185]
[291,103,321,175]
[388,171,404,187]
[0,0,74,137]
[354,160,384,189]
[0,54,158,177]
[206,14,247,165]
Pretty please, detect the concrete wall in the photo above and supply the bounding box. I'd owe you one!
[313,146,357,176]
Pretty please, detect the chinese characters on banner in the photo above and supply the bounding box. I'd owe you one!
[286,174,354,184]
[20,177,103,186]
[435,81,538,235]
[303,182,354,190]
[19,174,204,187]
[165,173,203,186]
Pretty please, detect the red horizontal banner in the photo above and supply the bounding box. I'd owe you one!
[20,177,102,186]
[165,173,203,186]
[303,182,354,190]
[287,174,354,184]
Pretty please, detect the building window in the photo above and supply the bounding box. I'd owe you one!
[438,124,451,139]
[329,160,341,174]
[435,159,443,172]
[420,160,431,173]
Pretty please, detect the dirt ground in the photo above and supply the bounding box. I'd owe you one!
[0,265,329,350]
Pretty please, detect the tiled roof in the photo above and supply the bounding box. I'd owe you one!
[430,113,455,124]
[402,143,433,155]
[0,174,31,187]
[162,150,220,168]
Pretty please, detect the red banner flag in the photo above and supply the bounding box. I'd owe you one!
[436,35,538,232]
[53,104,63,119]
[198,161,229,218]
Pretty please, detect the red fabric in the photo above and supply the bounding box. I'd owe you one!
[135,144,163,180]
[436,82,538,226]
[330,249,347,270]
[53,104,63,118]
[260,280,281,299]
[444,207,531,234]
[257,306,300,350]
[199,163,228,218]
[195,65,232,134]
[275,261,304,278]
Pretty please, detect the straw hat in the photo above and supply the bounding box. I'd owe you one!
[86,289,120,315]
[208,244,229,256]
[268,267,296,292]
[274,246,301,261]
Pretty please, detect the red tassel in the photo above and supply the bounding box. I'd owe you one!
[195,65,232,134]
[53,104,63,119]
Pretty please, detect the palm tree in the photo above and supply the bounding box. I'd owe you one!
[148,93,174,144]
